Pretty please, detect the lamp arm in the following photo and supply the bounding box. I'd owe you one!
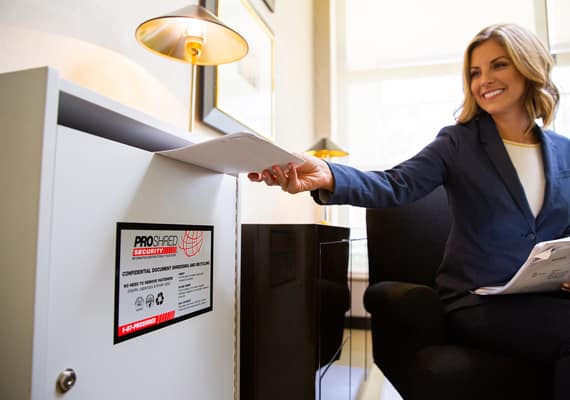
[189,63,197,132]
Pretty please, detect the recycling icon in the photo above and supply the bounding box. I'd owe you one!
[155,292,165,306]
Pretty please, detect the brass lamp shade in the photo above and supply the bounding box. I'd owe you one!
[306,138,349,159]
[135,4,248,132]
[135,5,248,65]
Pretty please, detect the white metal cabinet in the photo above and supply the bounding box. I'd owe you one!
[0,67,238,400]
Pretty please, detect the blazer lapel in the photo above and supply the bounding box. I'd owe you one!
[478,114,536,227]
[536,127,558,224]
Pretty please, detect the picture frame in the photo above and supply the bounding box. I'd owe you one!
[201,0,275,140]
[262,0,275,12]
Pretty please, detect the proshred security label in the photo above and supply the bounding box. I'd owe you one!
[114,222,213,344]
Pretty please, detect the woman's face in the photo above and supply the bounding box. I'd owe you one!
[469,39,527,120]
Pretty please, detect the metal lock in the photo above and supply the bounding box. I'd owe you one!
[57,368,77,393]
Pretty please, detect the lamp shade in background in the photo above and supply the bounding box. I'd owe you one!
[135,5,248,131]
[306,137,348,224]
[306,137,349,159]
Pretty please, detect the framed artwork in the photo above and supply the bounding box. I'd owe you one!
[201,0,275,140]
[262,0,275,12]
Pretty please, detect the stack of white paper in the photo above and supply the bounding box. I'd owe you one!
[474,237,570,295]
[158,132,304,176]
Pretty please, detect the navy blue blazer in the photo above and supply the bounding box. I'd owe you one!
[315,112,570,311]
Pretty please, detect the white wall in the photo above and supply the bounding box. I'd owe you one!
[0,0,319,224]
[238,0,321,224]
[0,0,321,397]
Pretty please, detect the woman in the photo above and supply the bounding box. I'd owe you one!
[249,24,570,399]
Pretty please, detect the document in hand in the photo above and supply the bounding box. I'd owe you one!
[157,132,304,176]
[473,237,570,295]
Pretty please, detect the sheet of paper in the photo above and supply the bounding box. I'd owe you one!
[473,237,570,295]
[157,132,304,175]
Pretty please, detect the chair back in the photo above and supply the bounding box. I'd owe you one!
[366,186,450,287]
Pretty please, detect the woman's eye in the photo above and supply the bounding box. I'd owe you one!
[493,62,508,69]
[470,70,480,78]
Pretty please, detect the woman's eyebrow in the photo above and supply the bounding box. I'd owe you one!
[490,56,509,63]
[470,56,509,69]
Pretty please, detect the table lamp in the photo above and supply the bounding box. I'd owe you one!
[306,137,349,224]
[135,5,249,131]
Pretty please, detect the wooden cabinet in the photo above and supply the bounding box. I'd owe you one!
[240,224,351,400]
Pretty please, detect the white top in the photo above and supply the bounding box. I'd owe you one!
[503,139,545,217]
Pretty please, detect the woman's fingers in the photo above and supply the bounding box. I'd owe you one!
[248,170,278,185]
[287,163,301,192]
[271,165,290,190]
[248,164,300,193]
[262,170,276,186]
[247,172,263,182]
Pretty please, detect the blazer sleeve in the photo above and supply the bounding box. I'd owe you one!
[311,130,457,208]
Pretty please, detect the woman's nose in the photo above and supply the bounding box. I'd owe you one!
[480,69,494,85]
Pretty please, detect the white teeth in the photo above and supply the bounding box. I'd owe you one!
[483,89,503,99]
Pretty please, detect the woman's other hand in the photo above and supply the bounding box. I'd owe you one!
[561,282,570,292]
[247,154,334,194]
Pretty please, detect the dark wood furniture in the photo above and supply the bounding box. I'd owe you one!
[241,224,350,400]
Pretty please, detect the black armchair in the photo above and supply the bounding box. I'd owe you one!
[363,186,551,400]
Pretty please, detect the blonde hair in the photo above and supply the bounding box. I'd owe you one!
[456,24,559,131]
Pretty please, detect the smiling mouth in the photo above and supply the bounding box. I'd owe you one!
[482,89,504,99]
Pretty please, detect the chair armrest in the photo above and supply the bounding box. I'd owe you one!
[363,281,446,394]
[364,281,444,328]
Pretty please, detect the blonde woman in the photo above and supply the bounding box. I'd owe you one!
[249,24,570,399]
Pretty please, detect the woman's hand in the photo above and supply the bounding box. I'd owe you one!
[247,154,334,194]
[562,282,570,292]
